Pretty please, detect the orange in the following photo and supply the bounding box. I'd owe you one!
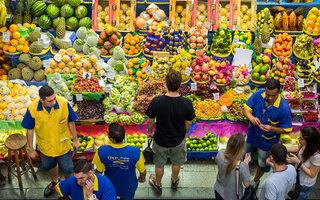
[18,37,26,45]
[128,50,134,55]
[141,68,145,73]
[128,68,133,75]
[141,62,148,68]
[22,46,29,53]
[141,74,147,79]
[24,41,29,46]
[23,23,31,29]
[134,64,139,69]
[124,49,128,54]
[3,44,9,51]
[13,31,20,39]
[132,58,139,64]
[136,71,142,77]
[10,39,18,46]
[130,40,136,45]
[9,24,18,32]
[130,46,135,51]
[8,46,16,53]
[136,44,140,49]
[127,61,133,68]
[134,37,140,44]
[17,45,24,51]
[30,24,37,29]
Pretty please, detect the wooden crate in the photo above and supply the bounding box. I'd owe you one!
[235,0,257,31]
[92,0,114,31]
[114,0,136,32]
[169,0,192,32]
[192,0,211,29]
[215,0,236,30]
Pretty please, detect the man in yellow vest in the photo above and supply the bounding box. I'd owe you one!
[21,86,80,197]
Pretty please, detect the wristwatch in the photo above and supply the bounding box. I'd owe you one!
[88,194,96,200]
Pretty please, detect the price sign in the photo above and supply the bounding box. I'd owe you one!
[184,67,192,76]
[191,82,197,91]
[232,37,239,45]
[213,93,220,101]
[105,84,112,93]
[2,32,10,42]
[313,58,320,72]
[100,72,107,81]
[298,79,304,88]
[177,46,182,54]
[107,70,116,80]
[247,63,252,72]
[210,84,217,90]
[75,94,83,101]
[82,72,91,79]
[204,21,211,29]
[99,79,105,87]
[43,60,50,68]
[293,71,299,79]
[38,38,44,46]
[144,66,152,75]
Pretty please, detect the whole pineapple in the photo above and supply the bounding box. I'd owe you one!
[13,0,24,24]
[23,0,33,24]
[253,23,262,56]
[47,32,69,50]
[261,11,271,43]
[56,17,66,39]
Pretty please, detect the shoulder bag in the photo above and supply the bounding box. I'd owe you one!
[288,162,302,200]
[236,161,258,200]
[143,139,154,163]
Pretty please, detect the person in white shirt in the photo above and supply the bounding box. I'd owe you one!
[287,127,320,200]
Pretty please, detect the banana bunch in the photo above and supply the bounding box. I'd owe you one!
[0,0,7,26]
[0,129,27,157]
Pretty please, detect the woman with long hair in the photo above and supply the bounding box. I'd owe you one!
[287,127,320,200]
[214,133,251,200]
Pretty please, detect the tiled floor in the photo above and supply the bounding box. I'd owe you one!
[0,159,319,199]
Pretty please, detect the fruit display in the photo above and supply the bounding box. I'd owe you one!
[127,57,149,83]
[283,76,295,92]
[106,46,129,78]
[47,73,73,100]
[193,100,222,120]
[93,133,110,149]
[226,101,248,122]
[73,133,94,152]
[126,133,147,150]
[296,59,314,85]
[219,4,230,30]
[257,8,274,34]
[186,131,219,152]
[170,49,192,83]
[143,22,166,56]
[149,55,171,81]
[178,85,191,97]
[232,65,250,85]
[253,23,262,56]
[293,34,314,59]
[135,3,168,31]
[227,88,251,101]
[173,4,187,30]
[232,31,252,53]
[122,33,144,56]
[273,6,304,31]
[189,82,221,100]
[251,54,271,83]
[272,33,293,57]
[289,101,301,110]
[166,27,186,55]
[304,7,320,35]
[96,4,110,31]
[313,37,320,56]
[117,3,133,31]
[196,3,207,25]
[0,54,11,81]
[0,81,39,121]
[0,129,27,156]
[47,32,69,51]
[72,75,104,93]
[302,101,316,110]
[239,4,252,31]
[97,25,122,56]
[291,113,304,122]
[301,91,316,99]
[210,59,234,85]
[210,27,231,57]
[187,22,208,56]
[190,52,211,83]
[303,112,318,122]
[75,99,104,120]
[268,56,294,84]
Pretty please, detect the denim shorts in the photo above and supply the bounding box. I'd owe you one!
[152,139,187,168]
[40,151,73,174]
[245,143,270,172]
[297,184,316,200]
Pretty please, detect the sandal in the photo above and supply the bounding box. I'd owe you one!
[149,174,162,195]
[171,177,180,190]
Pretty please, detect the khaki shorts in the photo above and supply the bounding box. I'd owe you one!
[152,139,187,168]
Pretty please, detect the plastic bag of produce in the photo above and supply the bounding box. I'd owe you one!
[104,112,119,123]
[119,114,131,124]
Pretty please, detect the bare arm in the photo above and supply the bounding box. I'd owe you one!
[138,170,146,183]
[242,107,261,126]
[259,125,288,135]
[68,122,80,151]
[147,118,155,139]
[185,120,192,136]
[287,154,320,178]
[27,129,38,159]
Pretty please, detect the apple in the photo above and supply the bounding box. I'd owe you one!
[154,39,159,43]
[100,48,106,55]
[146,37,151,41]
[158,41,164,47]
[144,48,150,53]
[156,48,161,51]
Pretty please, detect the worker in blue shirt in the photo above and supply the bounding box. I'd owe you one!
[56,159,116,200]
[243,79,292,190]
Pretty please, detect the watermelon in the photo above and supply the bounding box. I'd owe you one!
[32,1,47,17]
[46,4,60,18]
[52,17,61,29]
[68,0,81,8]
[54,0,66,6]
[79,17,92,29]
[38,15,52,30]
[66,17,79,31]
[75,5,87,19]
[60,4,74,18]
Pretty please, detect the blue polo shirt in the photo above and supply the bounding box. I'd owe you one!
[56,173,116,200]
[244,88,292,151]
[21,100,78,129]
[92,143,146,198]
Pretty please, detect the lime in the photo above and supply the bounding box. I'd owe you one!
[136,142,142,148]
[213,147,218,151]
[79,147,85,152]
[209,147,213,151]
[206,140,211,145]
[130,143,135,146]
[202,143,207,148]
[186,138,190,142]
[87,136,93,141]
[190,144,194,148]
[204,147,209,151]
[127,135,132,139]
[133,138,139,143]
[200,148,204,152]
[193,144,198,148]
[139,137,145,143]
[133,133,139,138]
[203,136,208,140]
[192,148,196,151]
[192,140,198,144]
[209,137,215,142]
[198,144,202,149]
[141,134,147,138]
[196,148,200,151]
[187,148,191,151]
[127,139,131,143]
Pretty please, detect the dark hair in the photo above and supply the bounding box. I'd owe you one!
[270,143,287,165]
[166,70,182,92]
[108,123,125,143]
[265,79,280,92]
[300,127,320,162]
[74,160,93,174]
[39,86,54,100]
[224,133,246,175]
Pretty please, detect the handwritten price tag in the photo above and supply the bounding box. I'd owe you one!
[38,38,44,46]
[213,93,220,101]
[105,84,112,93]
[82,72,92,79]
[107,70,116,80]
[184,67,192,76]
[144,66,152,75]
[100,72,107,81]
[2,32,10,42]
[232,37,239,45]
[298,79,304,88]
[313,58,320,72]
[177,46,182,54]
[191,82,197,91]
[43,60,50,68]
[99,80,105,87]
[75,94,83,101]
[247,63,252,72]
[210,84,217,90]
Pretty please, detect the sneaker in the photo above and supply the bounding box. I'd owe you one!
[171,177,180,190]
[44,180,59,197]
[252,180,260,191]
[149,174,162,195]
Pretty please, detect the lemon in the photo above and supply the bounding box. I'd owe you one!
[219,136,227,143]
[176,5,183,13]
[243,14,250,23]
[220,8,228,16]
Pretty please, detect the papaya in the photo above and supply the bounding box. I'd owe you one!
[297,15,304,31]
[284,8,294,15]
[289,12,297,31]
[270,6,285,13]
[294,6,305,16]
[275,12,283,30]
[282,11,289,31]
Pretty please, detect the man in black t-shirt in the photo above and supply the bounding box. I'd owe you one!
[146,70,195,195]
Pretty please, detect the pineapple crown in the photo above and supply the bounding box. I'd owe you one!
[264,11,270,22]
[254,23,260,38]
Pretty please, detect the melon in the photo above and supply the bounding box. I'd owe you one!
[60,4,74,18]
[79,17,93,29]
[53,17,61,29]
[68,0,81,8]
[38,15,52,30]
[46,4,60,18]
[54,0,66,6]
[75,5,88,19]
[66,17,79,30]
[32,1,47,17]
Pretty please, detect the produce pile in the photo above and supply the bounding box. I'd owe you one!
[194,100,222,120]
[127,57,149,83]
[211,27,231,56]
[268,56,294,84]
[75,99,104,120]
[149,56,171,80]
[196,3,207,25]
[135,3,168,30]
[219,4,231,30]
[190,52,211,83]
[293,34,314,59]
[126,133,147,150]
[47,73,73,100]
[251,54,271,83]
[190,82,221,100]
[226,102,247,122]
[73,133,94,152]
[97,26,122,56]
[239,5,252,30]
[117,3,132,31]
[96,5,109,30]
[187,22,208,55]
[272,33,293,57]
[273,6,304,31]
[232,31,252,53]
[173,4,187,30]
[304,7,320,35]
[72,75,104,93]
[186,131,218,152]
[122,33,144,56]
[143,22,166,55]
[296,59,314,84]
[166,27,186,55]
[170,49,192,83]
